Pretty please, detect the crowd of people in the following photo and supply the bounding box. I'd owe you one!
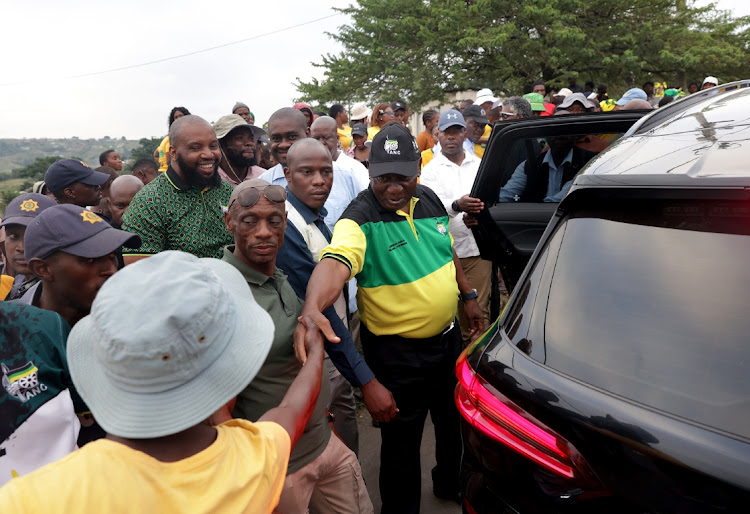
[0,74,720,513]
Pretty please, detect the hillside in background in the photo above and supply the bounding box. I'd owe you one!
[0,137,143,176]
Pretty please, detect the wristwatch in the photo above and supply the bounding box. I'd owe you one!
[452,200,461,212]
[459,289,478,301]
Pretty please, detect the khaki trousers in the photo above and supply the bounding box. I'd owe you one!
[457,256,492,345]
[275,432,373,514]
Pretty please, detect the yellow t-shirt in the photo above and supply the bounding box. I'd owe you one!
[337,126,353,151]
[0,275,13,300]
[0,419,290,514]
[157,136,170,172]
[474,124,492,159]
[420,147,435,169]
[367,126,380,141]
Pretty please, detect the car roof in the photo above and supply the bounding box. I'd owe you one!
[576,81,750,189]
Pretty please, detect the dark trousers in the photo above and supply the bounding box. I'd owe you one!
[361,322,462,514]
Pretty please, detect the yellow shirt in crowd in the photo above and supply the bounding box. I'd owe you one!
[0,419,290,514]
[157,136,170,172]
[367,126,380,141]
[337,126,353,151]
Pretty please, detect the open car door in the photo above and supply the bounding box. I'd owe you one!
[470,112,648,293]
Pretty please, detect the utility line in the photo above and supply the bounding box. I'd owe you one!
[0,12,341,87]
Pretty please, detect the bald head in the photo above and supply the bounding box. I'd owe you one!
[169,115,214,148]
[623,99,654,110]
[107,175,144,228]
[269,107,307,134]
[286,138,332,168]
[310,116,339,159]
[311,115,337,131]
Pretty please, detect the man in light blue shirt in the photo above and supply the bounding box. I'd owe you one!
[499,133,597,203]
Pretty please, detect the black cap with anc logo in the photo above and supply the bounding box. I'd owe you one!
[368,123,420,178]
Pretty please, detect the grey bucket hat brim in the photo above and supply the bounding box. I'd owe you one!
[67,256,275,439]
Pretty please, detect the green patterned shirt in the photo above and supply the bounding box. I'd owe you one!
[121,167,234,259]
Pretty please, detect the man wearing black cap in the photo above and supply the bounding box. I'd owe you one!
[44,159,110,208]
[295,122,484,513]
[214,114,267,186]
[461,104,489,158]
[13,204,141,326]
[0,193,57,300]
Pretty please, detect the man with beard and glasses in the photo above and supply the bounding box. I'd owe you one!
[214,114,267,186]
[121,115,234,262]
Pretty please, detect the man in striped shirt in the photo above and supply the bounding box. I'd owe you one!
[295,123,484,514]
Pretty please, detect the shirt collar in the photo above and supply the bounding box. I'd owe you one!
[542,148,574,170]
[285,188,328,225]
[165,165,190,191]
[222,246,285,287]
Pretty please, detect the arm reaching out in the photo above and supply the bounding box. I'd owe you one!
[259,315,325,450]
[293,258,351,364]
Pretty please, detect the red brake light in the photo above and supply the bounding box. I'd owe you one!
[455,353,583,479]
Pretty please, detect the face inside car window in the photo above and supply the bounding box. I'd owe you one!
[496,133,621,204]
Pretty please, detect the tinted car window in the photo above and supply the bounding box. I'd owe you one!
[544,199,750,439]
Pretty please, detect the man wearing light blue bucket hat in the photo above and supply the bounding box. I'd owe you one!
[0,251,327,513]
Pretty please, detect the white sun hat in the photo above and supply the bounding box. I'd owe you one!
[67,250,275,439]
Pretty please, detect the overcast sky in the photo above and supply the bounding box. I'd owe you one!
[1,0,747,139]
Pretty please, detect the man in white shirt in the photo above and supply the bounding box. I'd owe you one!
[421,109,491,344]
[311,116,370,194]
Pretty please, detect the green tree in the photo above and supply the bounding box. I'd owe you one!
[296,0,750,109]
[125,137,161,173]
[11,156,64,181]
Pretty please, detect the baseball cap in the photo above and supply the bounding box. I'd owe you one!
[391,100,407,112]
[558,92,597,111]
[0,193,57,228]
[438,109,466,130]
[44,159,110,193]
[616,88,648,106]
[702,76,718,88]
[351,123,368,137]
[368,123,420,177]
[462,105,489,125]
[67,251,275,439]
[475,88,498,105]
[523,93,546,112]
[555,88,573,98]
[351,102,371,120]
[24,204,141,261]
[213,114,266,140]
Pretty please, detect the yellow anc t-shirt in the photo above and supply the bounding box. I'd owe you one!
[0,419,290,513]
[156,136,170,172]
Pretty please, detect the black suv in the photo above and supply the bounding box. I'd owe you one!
[458,82,750,513]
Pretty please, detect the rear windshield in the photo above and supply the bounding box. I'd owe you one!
[545,198,750,439]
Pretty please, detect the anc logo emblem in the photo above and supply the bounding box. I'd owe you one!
[80,211,103,224]
[19,199,39,212]
[79,161,90,168]
[436,219,448,236]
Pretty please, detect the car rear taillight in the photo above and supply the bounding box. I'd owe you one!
[456,352,595,481]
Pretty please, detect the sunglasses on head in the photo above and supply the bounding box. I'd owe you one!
[229,185,287,208]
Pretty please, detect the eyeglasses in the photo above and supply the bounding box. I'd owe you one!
[229,185,287,208]
[380,110,395,117]
[499,112,516,119]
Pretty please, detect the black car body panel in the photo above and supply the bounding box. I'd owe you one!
[459,81,750,513]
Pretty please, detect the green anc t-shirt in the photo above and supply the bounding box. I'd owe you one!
[0,303,86,485]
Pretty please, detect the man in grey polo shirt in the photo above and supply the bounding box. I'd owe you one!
[222,179,372,513]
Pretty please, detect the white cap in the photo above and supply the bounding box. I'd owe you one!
[475,88,498,105]
[702,76,718,87]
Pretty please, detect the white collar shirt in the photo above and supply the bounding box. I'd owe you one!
[419,149,481,258]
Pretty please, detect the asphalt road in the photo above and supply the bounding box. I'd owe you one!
[356,407,462,514]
